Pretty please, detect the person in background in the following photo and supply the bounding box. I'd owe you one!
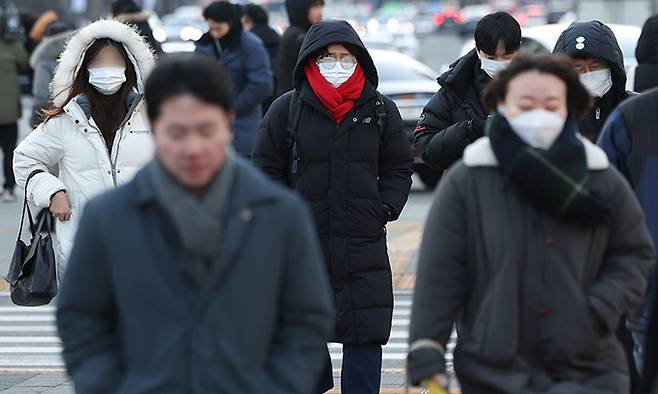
[634,14,658,92]
[413,11,520,176]
[56,55,334,394]
[0,3,29,202]
[28,10,58,45]
[111,0,163,55]
[277,0,324,96]
[13,20,155,279]
[196,0,273,158]
[254,20,413,393]
[30,20,74,128]
[598,87,658,384]
[553,20,633,142]
[243,3,280,113]
[408,54,653,394]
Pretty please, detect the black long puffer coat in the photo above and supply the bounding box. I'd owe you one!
[253,20,413,345]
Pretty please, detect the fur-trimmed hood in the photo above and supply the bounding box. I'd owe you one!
[51,19,155,107]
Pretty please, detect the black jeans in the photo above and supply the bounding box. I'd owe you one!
[0,123,17,191]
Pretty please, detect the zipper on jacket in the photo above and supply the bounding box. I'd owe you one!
[109,95,144,187]
[595,107,601,120]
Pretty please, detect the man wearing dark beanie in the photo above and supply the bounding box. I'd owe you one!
[111,0,162,54]
[196,1,273,158]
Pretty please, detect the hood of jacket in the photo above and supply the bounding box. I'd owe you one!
[293,20,378,89]
[29,30,71,69]
[286,0,316,30]
[50,19,155,108]
[437,49,488,97]
[553,20,627,98]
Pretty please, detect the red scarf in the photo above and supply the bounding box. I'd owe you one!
[304,59,366,124]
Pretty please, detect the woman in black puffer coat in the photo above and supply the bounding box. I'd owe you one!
[254,20,413,394]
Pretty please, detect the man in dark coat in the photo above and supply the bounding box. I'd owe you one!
[196,1,273,158]
[253,20,413,393]
[276,0,324,95]
[56,56,334,394]
[111,0,163,54]
[413,11,521,174]
[243,3,281,113]
[599,88,658,388]
[553,20,633,142]
[635,15,658,93]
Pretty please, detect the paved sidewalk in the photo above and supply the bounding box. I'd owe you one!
[0,370,72,393]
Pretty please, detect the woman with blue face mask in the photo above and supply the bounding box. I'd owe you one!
[407,55,654,394]
[13,19,155,281]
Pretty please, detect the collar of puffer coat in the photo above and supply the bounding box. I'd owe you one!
[50,19,155,108]
[463,135,609,170]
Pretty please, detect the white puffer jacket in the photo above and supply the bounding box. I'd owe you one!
[13,20,155,268]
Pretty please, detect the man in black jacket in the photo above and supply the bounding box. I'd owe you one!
[243,3,281,113]
[553,20,632,142]
[277,0,324,96]
[413,12,520,174]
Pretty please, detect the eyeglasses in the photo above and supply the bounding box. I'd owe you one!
[316,54,357,70]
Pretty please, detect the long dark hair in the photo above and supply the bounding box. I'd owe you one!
[44,39,138,149]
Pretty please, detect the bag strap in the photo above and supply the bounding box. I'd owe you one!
[16,170,45,242]
[374,91,388,146]
[23,209,49,264]
[285,91,304,189]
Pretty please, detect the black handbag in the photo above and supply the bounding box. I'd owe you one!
[6,170,58,306]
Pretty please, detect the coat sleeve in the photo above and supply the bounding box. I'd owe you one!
[407,165,469,385]
[56,200,122,392]
[413,88,479,173]
[234,40,273,116]
[252,94,291,185]
[597,109,632,181]
[10,40,29,73]
[256,197,334,393]
[587,167,655,335]
[378,98,414,220]
[30,62,53,128]
[13,121,66,208]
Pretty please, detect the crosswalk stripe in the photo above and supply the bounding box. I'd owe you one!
[0,292,457,383]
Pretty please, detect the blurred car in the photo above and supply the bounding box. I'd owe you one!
[156,8,207,53]
[433,5,465,32]
[370,49,442,188]
[458,23,641,90]
[362,29,420,59]
[513,3,548,27]
[457,4,492,36]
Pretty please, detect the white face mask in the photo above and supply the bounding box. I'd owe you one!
[499,106,566,150]
[88,67,126,95]
[478,52,511,78]
[579,68,613,98]
[318,62,356,88]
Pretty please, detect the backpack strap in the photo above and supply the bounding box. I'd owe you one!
[285,91,304,188]
[374,92,388,145]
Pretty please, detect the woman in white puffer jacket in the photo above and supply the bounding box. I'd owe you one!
[14,20,155,279]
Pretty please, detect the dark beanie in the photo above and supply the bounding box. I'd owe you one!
[202,1,243,24]
[111,0,141,16]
